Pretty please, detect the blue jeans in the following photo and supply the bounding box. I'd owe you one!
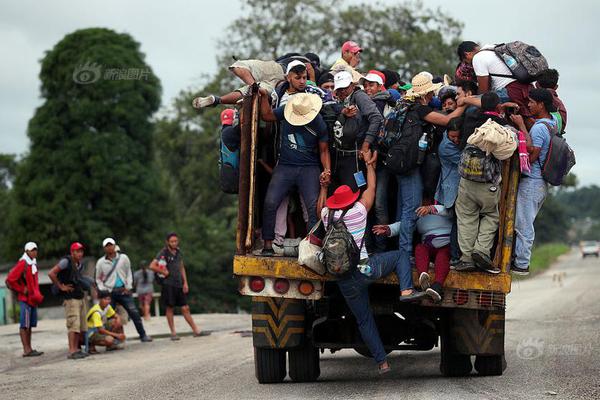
[395,169,422,280]
[111,291,147,338]
[336,250,412,364]
[374,165,393,252]
[514,177,548,268]
[262,164,320,241]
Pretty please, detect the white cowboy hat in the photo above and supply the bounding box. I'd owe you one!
[284,93,322,126]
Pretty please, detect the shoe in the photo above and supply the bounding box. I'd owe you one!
[472,252,500,274]
[193,331,212,337]
[192,95,216,109]
[23,350,43,357]
[455,260,476,272]
[418,272,431,290]
[450,258,461,270]
[378,361,391,375]
[511,265,530,276]
[398,290,427,303]
[67,351,87,360]
[171,335,181,341]
[140,335,153,342]
[426,288,442,303]
[260,248,275,257]
[77,350,90,358]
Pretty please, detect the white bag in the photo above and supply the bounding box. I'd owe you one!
[297,221,326,275]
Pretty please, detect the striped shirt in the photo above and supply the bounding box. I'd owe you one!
[321,202,369,260]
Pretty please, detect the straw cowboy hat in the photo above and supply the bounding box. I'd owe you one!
[284,93,323,126]
[405,72,443,98]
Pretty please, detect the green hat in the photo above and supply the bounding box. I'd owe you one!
[306,80,317,87]
[399,82,412,91]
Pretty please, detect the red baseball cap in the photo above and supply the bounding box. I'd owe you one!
[341,41,362,53]
[326,185,360,210]
[70,242,84,252]
[220,109,235,126]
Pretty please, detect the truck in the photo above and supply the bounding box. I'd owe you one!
[232,86,517,383]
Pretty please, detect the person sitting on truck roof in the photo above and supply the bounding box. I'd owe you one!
[535,68,567,134]
[330,40,364,83]
[316,153,425,374]
[257,90,331,256]
[509,88,557,276]
[191,54,314,109]
[455,41,480,84]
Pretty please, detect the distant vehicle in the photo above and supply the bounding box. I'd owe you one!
[580,241,600,258]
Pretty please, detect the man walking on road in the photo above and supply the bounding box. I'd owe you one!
[95,238,153,342]
[150,233,207,340]
[6,242,45,357]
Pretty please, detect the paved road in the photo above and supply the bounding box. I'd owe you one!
[1,250,599,399]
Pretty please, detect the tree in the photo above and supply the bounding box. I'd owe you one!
[0,154,17,261]
[9,28,164,262]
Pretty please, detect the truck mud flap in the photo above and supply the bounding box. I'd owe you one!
[252,296,306,349]
[444,309,505,355]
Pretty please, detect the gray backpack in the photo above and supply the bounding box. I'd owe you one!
[458,145,501,185]
[489,41,548,84]
[322,209,362,276]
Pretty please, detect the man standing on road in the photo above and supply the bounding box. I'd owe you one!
[150,233,206,340]
[6,242,45,357]
[48,242,89,359]
[95,238,153,342]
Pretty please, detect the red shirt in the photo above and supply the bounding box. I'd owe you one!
[6,259,44,306]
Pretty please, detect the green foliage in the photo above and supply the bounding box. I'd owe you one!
[0,154,17,261]
[533,194,570,244]
[520,242,570,278]
[8,28,164,262]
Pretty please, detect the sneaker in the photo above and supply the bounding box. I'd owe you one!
[260,248,275,257]
[426,283,443,303]
[472,252,500,274]
[192,95,216,109]
[398,290,427,303]
[511,265,530,276]
[418,272,431,290]
[140,335,153,342]
[455,260,476,272]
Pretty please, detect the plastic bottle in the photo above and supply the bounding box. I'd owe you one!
[158,256,167,279]
[501,53,518,71]
[417,133,428,164]
[358,264,373,277]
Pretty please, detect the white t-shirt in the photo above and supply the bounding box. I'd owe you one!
[472,44,516,91]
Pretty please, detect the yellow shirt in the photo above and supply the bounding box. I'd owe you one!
[330,58,363,83]
[86,304,116,329]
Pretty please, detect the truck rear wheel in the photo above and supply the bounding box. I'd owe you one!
[254,347,287,384]
[288,343,320,382]
[440,351,472,376]
[474,354,507,376]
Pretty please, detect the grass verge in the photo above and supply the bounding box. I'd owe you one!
[523,242,570,278]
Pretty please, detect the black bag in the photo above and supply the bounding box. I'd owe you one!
[331,90,361,151]
[219,126,240,194]
[382,107,423,175]
[538,121,576,186]
[458,145,501,184]
[322,209,362,276]
[421,151,441,199]
[320,102,343,138]
[380,100,410,154]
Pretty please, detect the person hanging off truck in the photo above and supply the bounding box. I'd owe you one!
[196,39,575,376]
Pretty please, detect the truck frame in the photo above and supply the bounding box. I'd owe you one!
[232,87,517,383]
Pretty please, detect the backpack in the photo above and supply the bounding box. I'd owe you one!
[538,121,576,186]
[321,209,362,276]
[379,100,410,154]
[332,90,362,151]
[320,102,343,138]
[458,145,502,184]
[219,125,240,194]
[489,41,548,84]
[382,105,423,175]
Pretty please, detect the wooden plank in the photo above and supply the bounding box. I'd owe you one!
[500,155,521,273]
[245,91,260,250]
[233,255,512,293]
[235,92,254,255]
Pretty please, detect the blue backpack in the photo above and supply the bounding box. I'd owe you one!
[219,125,240,194]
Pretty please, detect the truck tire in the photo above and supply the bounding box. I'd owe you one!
[254,347,287,384]
[474,354,507,376]
[288,344,320,382]
[440,351,472,377]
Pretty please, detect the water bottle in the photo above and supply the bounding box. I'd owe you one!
[158,256,167,279]
[358,264,373,277]
[417,133,428,165]
[501,53,518,71]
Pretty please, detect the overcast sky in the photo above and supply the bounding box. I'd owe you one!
[1,0,598,185]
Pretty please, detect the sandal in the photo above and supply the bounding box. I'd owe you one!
[193,331,212,337]
[170,335,181,341]
[378,361,391,375]
[23,350,44,357]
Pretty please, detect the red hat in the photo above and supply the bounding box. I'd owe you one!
[70,242,84,252]
[326,185,360,210]
[341,40,362,53]
[220,109,235,126]
[368,70,386,85]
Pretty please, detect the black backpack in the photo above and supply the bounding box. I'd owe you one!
[538,121,576,186]
[382,105,423,175]
[322,209,362,276]
[219,125,240,194]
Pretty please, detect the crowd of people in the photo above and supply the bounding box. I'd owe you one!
[5,233,208,360]
[195,39,568,373]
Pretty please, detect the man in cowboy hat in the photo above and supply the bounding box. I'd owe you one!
[258,89,331,256]
[316,154,425,374]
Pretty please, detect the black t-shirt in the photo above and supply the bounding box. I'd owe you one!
[155,248,183,288]
[414,104,434,120]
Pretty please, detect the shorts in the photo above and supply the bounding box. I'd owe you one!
[19,301,37,329]
[161,285,187,308]
[89,330,107,345]
[229,59,284,96]
[64,298,88,333]
[138,293,153,306]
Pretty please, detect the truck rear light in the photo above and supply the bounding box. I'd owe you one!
[453,289,469,305]
[273,278,290,294]
[249,276,265,292]
[298,281,314,296]
[478,292,493,307]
